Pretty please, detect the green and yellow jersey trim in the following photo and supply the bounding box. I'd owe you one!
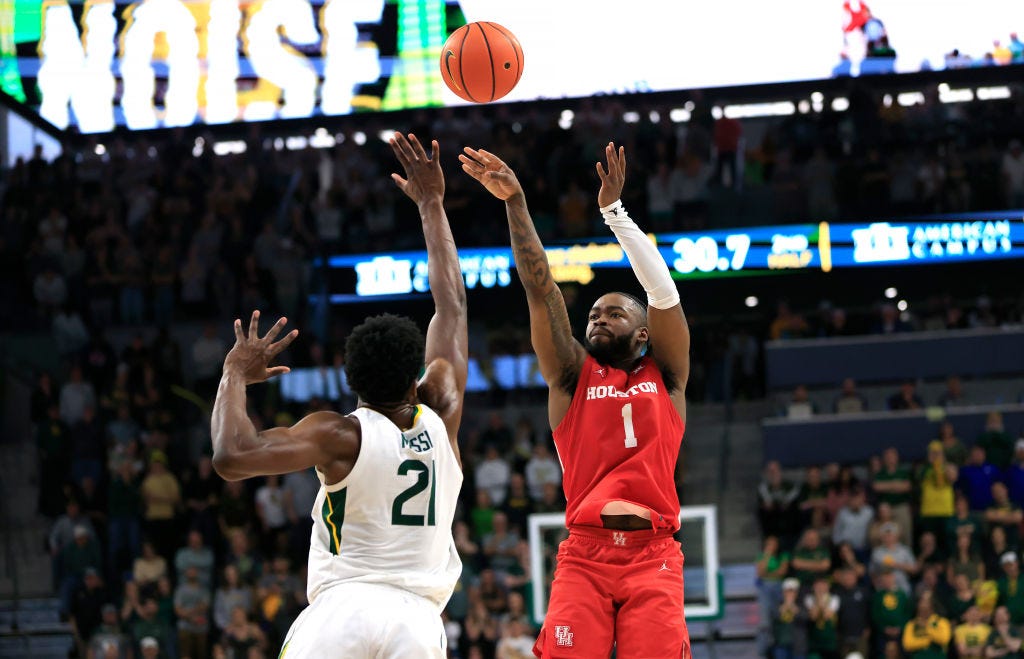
[321,488,347,555]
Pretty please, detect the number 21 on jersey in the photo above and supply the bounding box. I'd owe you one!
[391,459,436,526]
[621,403,638,448]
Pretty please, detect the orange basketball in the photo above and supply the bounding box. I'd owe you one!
[439,21,524,103]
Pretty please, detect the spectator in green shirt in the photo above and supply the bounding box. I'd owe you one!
[943,572,978,625]
[130,598,172,659]
[773,578,808,659]
[36,403,70,517]
[937,421,968,466]
[792,529,831,587]
[947,530,986,585]
[946,493,984,554]
[979,411,1015,470]
[872,447,914,546]
[872,568,912,655]
[756,535,790,656]
[58,525,101,617]
[987,605,1024,658]
[107,459,143,578]
[998,551,1024,625]
[987,482,1024,548]
[798,466,829,529]
[804,576,839,658]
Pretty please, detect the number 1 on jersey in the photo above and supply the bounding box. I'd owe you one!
[621,403,638,448]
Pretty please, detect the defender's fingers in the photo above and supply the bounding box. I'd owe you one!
[388,138,407,165]
[485,171,515,184]
[392,134,417,163]
[265,366,291,379]
[263,316,288,343]
[458,154,485,175]
[462,146,486,164]
[461,163,484,181]
[269,329,300,356]
[605,142,619,169]
[233,319,244,343]
[408,133,429,161]
[248,310,260,340]
[476,149,503,165]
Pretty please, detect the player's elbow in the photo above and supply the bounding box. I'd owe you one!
[212,451,245,482]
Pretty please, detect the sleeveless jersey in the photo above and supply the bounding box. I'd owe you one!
[553,355,685,532]
[306,405,462,608]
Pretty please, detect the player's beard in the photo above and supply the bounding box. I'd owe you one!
[584,332,635,365]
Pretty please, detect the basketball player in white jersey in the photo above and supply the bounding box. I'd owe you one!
[211,133,467,658]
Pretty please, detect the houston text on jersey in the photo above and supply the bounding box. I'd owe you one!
[585,381,659,400]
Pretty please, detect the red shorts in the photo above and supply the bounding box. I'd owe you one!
[533,526,692,659]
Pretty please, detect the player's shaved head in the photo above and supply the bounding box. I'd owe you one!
[607,291,647,322]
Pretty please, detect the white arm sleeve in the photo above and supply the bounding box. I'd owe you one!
[600,199,680,310]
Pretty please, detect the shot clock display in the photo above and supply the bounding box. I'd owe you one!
[313,212,1024,303]
[666,225,821,276]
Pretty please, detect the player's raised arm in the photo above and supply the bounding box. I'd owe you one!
[211,312,357,481]
[596,143,690,411]
[460,147,586,425]
[389,133,468,451]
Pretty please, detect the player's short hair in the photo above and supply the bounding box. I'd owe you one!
[345,314,425,404]
[608,291,647,323]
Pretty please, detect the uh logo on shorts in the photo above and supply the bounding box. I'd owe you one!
[554,625,574,647]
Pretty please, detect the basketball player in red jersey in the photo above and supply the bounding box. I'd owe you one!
[841,0,872,66]
[460,143,690,658]
[842,0,871,34]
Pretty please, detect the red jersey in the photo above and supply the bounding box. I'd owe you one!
[553,354,685,532]
[842,0,871,32]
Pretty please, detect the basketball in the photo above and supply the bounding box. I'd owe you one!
[439,21,524,103]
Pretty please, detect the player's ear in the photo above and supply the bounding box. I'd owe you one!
[636,326,650,346]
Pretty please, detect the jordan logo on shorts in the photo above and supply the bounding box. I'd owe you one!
[659,560,670,572]
[555,625,574,647]
[612,532,627,546]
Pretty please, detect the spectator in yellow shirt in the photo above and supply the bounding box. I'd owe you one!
[903,592,952,659]
[141,451,182,562]
[954,605,991,658]
[918,441,958,544]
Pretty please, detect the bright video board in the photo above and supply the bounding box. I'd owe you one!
[2,0,1021,133]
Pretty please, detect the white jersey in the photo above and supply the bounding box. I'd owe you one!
[306,405,462,609]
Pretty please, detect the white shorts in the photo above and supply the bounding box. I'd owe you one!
[279,582,446,658]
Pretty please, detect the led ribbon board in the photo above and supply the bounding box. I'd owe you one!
[316,212,1024,302]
